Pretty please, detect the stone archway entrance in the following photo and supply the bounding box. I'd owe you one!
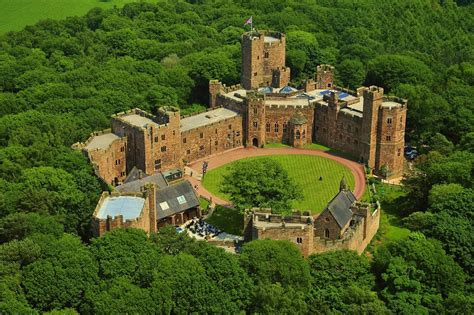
[252,138,258,147]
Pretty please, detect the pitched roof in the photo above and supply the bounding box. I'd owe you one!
[326,190,356,228]
[155,181,199,219]
[123,167,146,184]
[289,111,308,125]
[115,173,168,193]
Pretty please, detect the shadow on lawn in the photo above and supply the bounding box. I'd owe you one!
[205,205,243,236]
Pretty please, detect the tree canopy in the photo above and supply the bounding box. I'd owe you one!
[221,158,303,214]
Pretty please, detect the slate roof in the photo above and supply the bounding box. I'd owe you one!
[326,190,356,228]
[155,181,199,220]
[289,111,308,125]
[115,173,168,193]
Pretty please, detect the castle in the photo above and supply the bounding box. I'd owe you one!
[74,30,407,185]
[244,178,381,256]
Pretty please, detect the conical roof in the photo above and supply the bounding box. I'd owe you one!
[289,111,308,125]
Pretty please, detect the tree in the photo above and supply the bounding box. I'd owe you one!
[0,212,63,243]
[185,241,253,311]
[366,55,434,92]
[151,253,231,313]
[239,240,311,290]
[90,228,157,281]
[221,158,303,214]
[373,233,466,313]
[82,278,159,314]
[22,235,99,311]
[337,59,365,89]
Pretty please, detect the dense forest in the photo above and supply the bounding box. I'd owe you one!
[0,0,473,313]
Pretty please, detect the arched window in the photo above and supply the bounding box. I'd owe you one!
[254,107,258,114]
[283,123,287,133]
[302,130,306,139]
[266,122,270,133]
[325,229,330,238]
[296,130,301,139]
[274,123,279,132]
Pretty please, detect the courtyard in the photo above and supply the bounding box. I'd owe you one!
[186,147,366,215]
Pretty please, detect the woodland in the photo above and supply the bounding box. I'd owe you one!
[0,0,473,313]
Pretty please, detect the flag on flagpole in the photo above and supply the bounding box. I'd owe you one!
[244,16,252,26]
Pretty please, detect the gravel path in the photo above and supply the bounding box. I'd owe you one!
[185,147,366,207]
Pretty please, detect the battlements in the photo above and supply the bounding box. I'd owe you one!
[72,128,114,151]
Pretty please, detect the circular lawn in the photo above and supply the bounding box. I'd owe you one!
[202,154,355,214]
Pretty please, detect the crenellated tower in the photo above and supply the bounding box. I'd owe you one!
[241,30,290,90]
[360,86,384,169]
[245,91,266,147]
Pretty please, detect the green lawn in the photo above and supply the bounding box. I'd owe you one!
[264,143,291,148]
[371,183,410,246]
[202,154,355,214]
[205,205,243,236]
[0,0,153,34]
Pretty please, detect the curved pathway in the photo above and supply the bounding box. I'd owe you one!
[185,147,366,207]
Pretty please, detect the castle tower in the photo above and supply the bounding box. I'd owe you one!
[326,92,340,148]
[208,80,222,108]
[339,176,349,191]
[375,98,407,178]
[316,64,334,89]
[245,91,266,147]
[288,111,308,148]
[360,86,384,169]
[241,30,290,90]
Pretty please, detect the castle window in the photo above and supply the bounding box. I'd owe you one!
[254,72,257,76]
[283,123,287,133]
[200,132,203,138]
[254,107,258,114]
[274,123,279,133]
[253,121,258,129]
[387,118,392,124]
[173,130,175,135]
[264,51,269,58]
[154,136,159,143]
[386,135,391,141]
[120,146,125,152]
[266,122,270,132]
[257,55,259,60]
[325,229,330,238]
[228,124,232,129]
[325,217,330,223]
[186,150,190,155]
[296,130,301,139]
[236,131,241,137]
[161,134,166,140]
[215,129,218,134]
[183,138,187,144]
[400,116,403,123]
[303,130,306,139]
[296,237,303,244]
[199,145,204,151]
[121,172,125,177]
[215,140,218,145]
[397,148,401,156]
[161,146,167,152]
[154,159,161,169]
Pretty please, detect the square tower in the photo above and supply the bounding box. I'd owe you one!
[241,30,290,90]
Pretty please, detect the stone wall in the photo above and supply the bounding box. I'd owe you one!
[264,105,314,145]
[87,137,127,185]
[181,115,243,163]
[91,190,153,237]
